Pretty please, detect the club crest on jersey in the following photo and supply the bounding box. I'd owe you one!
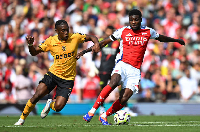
[62,46,66,51]
[126,33,132,36]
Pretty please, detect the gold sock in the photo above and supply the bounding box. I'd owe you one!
[50,101,56,111]
[20,100,36,120]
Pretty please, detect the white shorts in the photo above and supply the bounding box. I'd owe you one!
[111,61,141,93]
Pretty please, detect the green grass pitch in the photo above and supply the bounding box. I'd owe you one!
[0,115,200,132]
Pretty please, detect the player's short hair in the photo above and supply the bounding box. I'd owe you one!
[128,9,142,17]
[106,25,115,30]
[55,20,68,29]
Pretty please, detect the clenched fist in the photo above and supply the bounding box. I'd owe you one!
[26,36,34,45]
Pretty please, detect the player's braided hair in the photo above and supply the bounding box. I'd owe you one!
[55,20,68,29]
[128,9,142,17]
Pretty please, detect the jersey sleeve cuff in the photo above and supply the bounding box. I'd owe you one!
[109,35,117,41]
[155,33,159,39]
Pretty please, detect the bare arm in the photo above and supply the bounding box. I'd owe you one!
[156,34,185,45]
[26,36,43,56]
[85,34,101,53]
[76,37,113,59]
[99,37,113,48]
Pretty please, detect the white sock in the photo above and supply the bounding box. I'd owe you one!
[89,107,96,114]
[100,112,107,118]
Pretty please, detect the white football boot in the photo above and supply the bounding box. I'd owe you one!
[14,118,25,125]
[41,99,53,119]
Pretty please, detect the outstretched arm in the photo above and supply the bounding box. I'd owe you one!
[76,37,113,59]
[156,34,185,45]
[26,36,43,56]
[85,34,101,53]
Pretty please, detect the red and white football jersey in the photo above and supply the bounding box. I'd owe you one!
[110,26,159,69]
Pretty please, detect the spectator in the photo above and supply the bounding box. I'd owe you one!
[0,61,4,92]
[172,61,187,80]
[15,65,33,103]
[188,44,200,64]
[189,62,200,86]
[69,66,83,103]
[0,46,7,65]
[4,56,16,85]
[152,68,166,102]
[165,70,180,100]
[161,52,180,77]
[0,79,16,104]
[161,7,180,38]
[178,68,199,102]
[0,40,12,57]
[186,12,200,41]
[138,71,156,102]
[82,64,100,103]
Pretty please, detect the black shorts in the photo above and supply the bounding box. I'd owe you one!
[99,72,111,89]
[39,72,74,100]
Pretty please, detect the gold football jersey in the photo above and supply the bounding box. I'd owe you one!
[39,33,86,80]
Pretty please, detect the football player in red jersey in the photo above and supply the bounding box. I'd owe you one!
[78,9,185,125]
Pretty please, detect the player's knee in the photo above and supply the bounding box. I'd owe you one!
[109,79,119,88]
[54,103,65,112]
[109,75,121,88]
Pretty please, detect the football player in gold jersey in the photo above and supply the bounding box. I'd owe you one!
[14,20,100,125]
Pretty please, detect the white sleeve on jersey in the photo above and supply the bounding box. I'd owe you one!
[146,27,159,39]
[109,27,126,41]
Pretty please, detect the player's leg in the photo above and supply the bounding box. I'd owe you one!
[99,88,133,125]
[83,73,120,122]
[41,79,73,118]
[99,61,140,125]
[51,96,68,111]
[48,87,72,113]
[41,96,68,119]
[121,84,138,117]
[99,73,111,115]
[117,85,138,116]
[14,83,49,125]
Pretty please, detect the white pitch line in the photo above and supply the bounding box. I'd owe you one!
[132,121,200,123]
[134,125,200,126]
[2,126,37,127]
[2,124,200,127]
[2,121,200,128]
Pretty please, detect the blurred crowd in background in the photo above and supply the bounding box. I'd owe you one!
[0,0,200,104]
